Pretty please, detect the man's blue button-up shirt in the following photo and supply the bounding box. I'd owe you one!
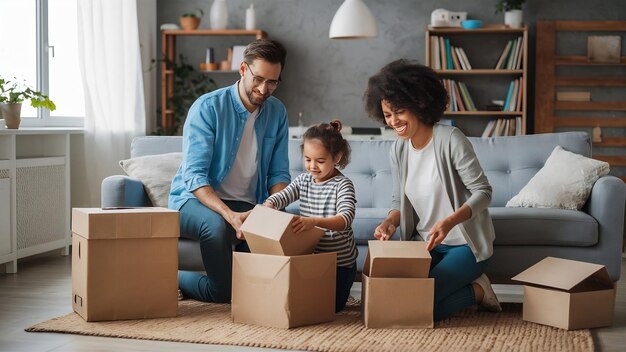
[168,82,291,210]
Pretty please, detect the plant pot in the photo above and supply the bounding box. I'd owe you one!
[180,16,201,30]
[0,103,22,129]
[504,10,523,28]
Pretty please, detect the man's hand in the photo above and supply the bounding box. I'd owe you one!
[225,210,252,240]
[373,220,396,241]
[292,216,317,234]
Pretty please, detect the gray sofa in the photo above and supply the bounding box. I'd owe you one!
[101,131,626,282]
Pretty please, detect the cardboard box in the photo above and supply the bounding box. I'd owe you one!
[233,205,335,329]
[232,251,336,329]
[556,91,591,102]
[361,240,434,329]
[240,205,325,256]
[71,207,179,321]
[512,256,615,330]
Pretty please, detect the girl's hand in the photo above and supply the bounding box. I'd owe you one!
[292,216,317,234]
[374,220,396,241]
[427,218,453,251]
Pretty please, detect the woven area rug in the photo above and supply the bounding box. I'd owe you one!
[26,300,593,352]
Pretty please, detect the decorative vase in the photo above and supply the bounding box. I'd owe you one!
[180,16,201,30]
[504,9,523,28]
[0,103,22,129]
[210,0,228,30]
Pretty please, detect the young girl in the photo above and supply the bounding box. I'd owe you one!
[264,120,357,312]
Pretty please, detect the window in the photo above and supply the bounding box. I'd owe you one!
[0,0,84,126]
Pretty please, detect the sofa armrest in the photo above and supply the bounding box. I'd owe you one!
[101,175,152,208]
[585,175,626,281]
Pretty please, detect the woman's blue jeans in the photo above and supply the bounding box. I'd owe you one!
[429,244,489,321]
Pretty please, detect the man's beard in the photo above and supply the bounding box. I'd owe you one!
[246,87,268,106]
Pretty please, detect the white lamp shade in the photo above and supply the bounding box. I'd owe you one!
[329,0,377,39]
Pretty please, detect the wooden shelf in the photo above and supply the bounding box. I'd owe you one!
[556,56,626,66]
[554,117,626,128]
[426,26,528,137]
[427,25,527,34]
[555,77,626,87]
[444,111,523,116]
[555,101,626,111]
[535,20,626,184]
[160,29,267,131]
[161,29,267,37]
[435,69,523,75]
[199,70,239,74]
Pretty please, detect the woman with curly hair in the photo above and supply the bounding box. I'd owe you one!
[364,59,501,321]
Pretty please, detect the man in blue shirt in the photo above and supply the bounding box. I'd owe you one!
[169,39,291,303]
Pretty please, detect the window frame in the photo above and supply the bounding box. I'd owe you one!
[21,0,83,127]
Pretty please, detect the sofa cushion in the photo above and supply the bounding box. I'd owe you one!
[506,146,609,210]
[490,207,598,246]
[119,152,182,208]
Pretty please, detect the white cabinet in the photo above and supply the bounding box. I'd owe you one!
[0,127,81,273]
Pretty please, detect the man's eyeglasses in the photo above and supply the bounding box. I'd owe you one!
[245,62,280,90]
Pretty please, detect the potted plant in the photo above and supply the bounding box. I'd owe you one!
[180,8,203,31]
[0,77,56,129]
[495,0,526,28]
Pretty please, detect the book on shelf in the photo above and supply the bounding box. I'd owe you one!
[515,77,523,112]
[503,80,515,111]
[439,36,446,69]
[445,38,453,69]
[457,81,477,111]
[432,36,441,70]
[451,46,462,70]
[495,41,512,69]
[457,47,472,70]
[481,117,522,138]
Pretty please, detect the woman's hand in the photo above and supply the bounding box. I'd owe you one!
[427,218,453,251]
[292,216,317,234]
[263,200,276,209]
[374,220,396,241]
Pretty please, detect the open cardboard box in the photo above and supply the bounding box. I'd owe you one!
[71,207,179,322]
[361,240,434,329]
[240,205,325,256]
[512,256,615,330]
[232,205,336,329]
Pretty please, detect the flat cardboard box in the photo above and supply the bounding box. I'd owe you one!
[232,251,336,329]
[556,91,591,102]
[361,240,434,329]
[71,207,179,321]
[512,256,615,330]
[241,205,325,256]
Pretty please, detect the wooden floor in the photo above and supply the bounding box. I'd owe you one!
[1,254,625,352]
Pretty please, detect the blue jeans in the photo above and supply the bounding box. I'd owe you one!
[177,198,254,303]
[336,265,356,312]
[429,244,488,321]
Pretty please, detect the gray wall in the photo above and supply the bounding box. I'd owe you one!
[156,0,625,131]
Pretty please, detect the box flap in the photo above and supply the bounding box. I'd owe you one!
[71,208,179,240]
[366,240,431,278]
[512,257,611,291]
[241,205,325,256]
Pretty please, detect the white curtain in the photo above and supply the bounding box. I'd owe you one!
[77,0,146,206]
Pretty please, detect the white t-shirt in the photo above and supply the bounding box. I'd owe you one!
[216,109,259,204]
[405,138,468,246]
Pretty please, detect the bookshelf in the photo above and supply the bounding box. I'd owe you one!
[160,29,267,131]
[425,25,528,137]
[534,21,626,183]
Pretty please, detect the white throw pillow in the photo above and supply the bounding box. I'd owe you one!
[119,152,182,208]
[506,146,609,210]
